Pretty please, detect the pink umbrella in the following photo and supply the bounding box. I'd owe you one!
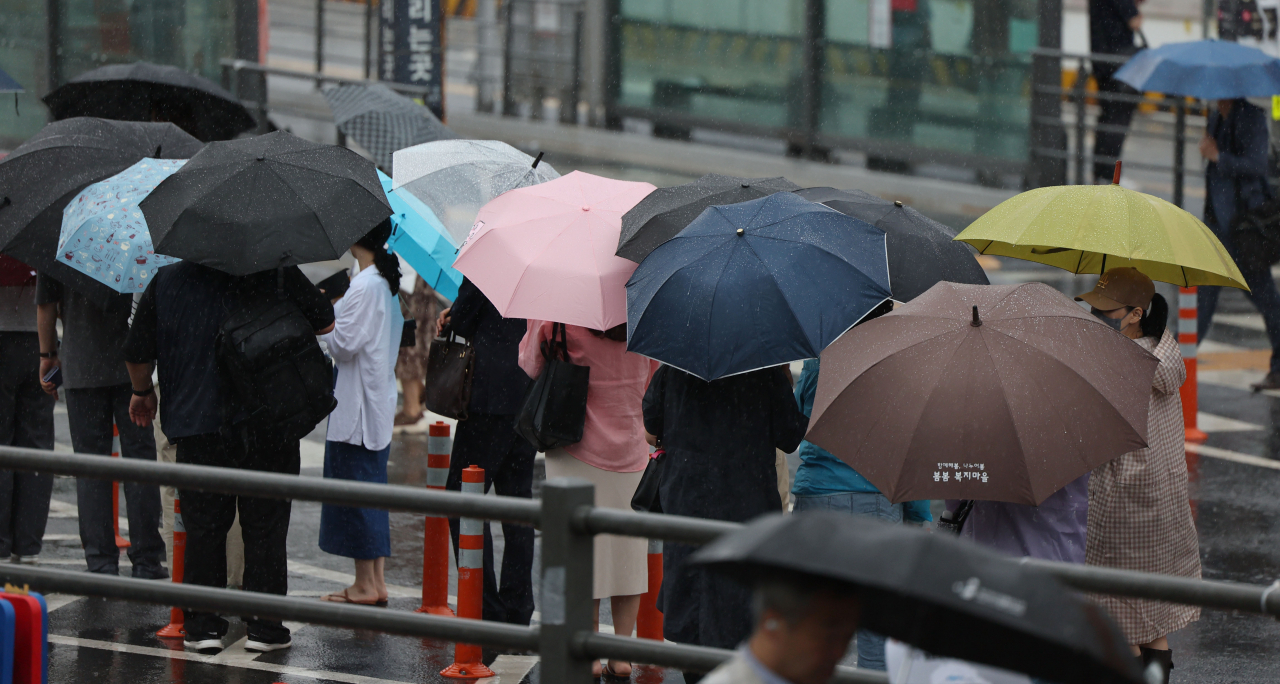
[454,170,656,329]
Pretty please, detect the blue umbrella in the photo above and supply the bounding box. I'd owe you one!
[57,158,185,293]
[626,192,892,380]
[379,170,462,301]
[1116,39,1280,99]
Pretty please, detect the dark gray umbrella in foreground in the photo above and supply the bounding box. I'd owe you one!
[44,62,255,142]
[0,118,201,307]
[616,174,800,263]
[141,131,391,275]
[323,83,458,170]
[692,512,1142,684]
[795,187,990,302]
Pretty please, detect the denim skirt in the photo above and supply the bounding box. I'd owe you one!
[319,440,391,559]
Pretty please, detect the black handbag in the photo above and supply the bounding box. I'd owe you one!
[630,448,666,514]
[423,331,475,420]
[513,323,590,451]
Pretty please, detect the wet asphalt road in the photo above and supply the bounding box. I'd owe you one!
[25,266,1280,684]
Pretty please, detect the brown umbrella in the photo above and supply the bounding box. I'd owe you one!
[806,281,1159,505]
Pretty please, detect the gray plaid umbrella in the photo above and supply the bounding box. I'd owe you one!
[323,83,458,170]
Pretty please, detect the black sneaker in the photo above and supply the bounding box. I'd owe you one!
[183,635,224,655]
[244,633,291,653]
[132,565,169,580]
[1253,373,1280,392]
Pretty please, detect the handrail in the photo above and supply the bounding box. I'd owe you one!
[0,563,887,683]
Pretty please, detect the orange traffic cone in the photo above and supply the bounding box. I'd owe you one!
[156,498,185,638]
[441,466,494,679]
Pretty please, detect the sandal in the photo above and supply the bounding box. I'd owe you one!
[602,662,632,681]
[320,588,385,607]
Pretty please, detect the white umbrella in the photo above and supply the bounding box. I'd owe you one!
[391,139,559,246]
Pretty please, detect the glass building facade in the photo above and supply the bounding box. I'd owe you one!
[0,0,239,148]
[611,0,1039,171]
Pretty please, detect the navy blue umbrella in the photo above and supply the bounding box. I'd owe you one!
[1116,39,1280,99]
[626,192,892,380]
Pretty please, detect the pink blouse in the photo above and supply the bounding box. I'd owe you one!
[519,321,657,473]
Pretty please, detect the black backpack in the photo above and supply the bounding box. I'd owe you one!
[216,281,336,442]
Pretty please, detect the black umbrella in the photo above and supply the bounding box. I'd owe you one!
[44,62,256,142]
[141,131,392,276]
[692,512,1141,684]
[0,118,201,307]
[323,83,458,171]
[795,187,990,302]
[616,174,799,263]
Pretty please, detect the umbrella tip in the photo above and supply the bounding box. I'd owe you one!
[971,305,982,327]
[257,155,265,162]
[736,228,744,236]
[1112,160,1122,185]
[532,151,544,169]
[154,144,162,157]
[893,200,904,207]
[0,196,9,209]
[741,183,750,188]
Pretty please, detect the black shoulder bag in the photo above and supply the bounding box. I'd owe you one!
[513,323,590,451]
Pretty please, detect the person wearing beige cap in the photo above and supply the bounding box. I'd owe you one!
[1075,267,1201,684]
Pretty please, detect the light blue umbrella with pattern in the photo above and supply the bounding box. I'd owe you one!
[379,169,463,300]
[57,157,185,293]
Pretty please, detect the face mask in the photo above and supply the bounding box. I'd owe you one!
[1092,308,1128,332]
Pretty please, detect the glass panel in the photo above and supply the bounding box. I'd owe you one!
[0,0,50,148]
[820,0,1036,162]
[56,0,237,87]
[617,0,807,132]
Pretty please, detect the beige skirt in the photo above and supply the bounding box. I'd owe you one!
[544,449,649,599]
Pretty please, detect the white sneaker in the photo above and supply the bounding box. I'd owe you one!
[244,637,292,652]
[183,638,224,655]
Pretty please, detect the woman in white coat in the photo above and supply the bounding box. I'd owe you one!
[318,219,403,606]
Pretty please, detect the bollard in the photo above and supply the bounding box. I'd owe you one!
[417,422,455,616]
[635,539,663,640]
[111,424,130,549]
[156,498,185,638]
[441,466,494,679]
[1178,287,1208,443]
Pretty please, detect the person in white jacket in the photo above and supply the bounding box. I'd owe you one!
[318,219,403,606]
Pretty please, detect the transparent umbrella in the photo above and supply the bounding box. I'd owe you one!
[391,140,559,246]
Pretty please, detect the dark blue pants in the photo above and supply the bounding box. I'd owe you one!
[1197,223,1280,375]
[65,383,164,575]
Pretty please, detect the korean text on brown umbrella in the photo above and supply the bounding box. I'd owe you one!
[805,281,1160,505]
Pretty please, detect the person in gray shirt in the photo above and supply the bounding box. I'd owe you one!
[36,275,165,578]
[0,258,55,564]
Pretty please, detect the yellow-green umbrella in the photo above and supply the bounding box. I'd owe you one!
[954,183,1248,290]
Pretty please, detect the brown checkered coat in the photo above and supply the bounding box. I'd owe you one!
[1086,329,1201,644]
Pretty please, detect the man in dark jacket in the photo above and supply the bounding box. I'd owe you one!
[1089,0,1142,182]
[436,277,536,625]
[1196,98,1280,390]
[125,262,334,654]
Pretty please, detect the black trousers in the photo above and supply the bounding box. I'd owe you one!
[446,413,536,626]
[0,333,54,558]
[1092,62,1138,182]
[65,383,164,574]
[175,430,299,640]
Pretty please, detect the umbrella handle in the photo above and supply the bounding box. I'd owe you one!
[1112,160,1122,185]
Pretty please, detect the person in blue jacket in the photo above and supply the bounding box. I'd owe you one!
[791,303,931,672]
[1196,98,1280,390]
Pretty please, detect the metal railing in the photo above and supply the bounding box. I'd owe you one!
[5,446,1280,682]
[1029,47,1205,206]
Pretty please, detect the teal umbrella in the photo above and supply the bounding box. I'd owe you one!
[379,170,462,300]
